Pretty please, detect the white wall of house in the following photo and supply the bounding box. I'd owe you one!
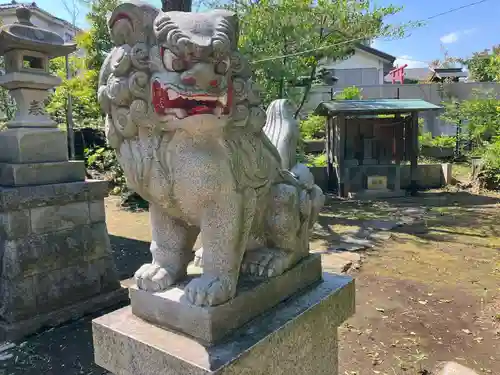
[322,49,389,85]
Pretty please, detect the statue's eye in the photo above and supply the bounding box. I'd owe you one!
[214,58,230,75]
[162,48,186,72]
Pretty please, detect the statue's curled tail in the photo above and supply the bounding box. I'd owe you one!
[263,99,325,228]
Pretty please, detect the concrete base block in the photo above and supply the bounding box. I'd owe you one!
[0,160,85,186]
[362,158,378,165]
[0,128,69,163]
[130,254,322,344]
[348,188,406,200]
[0,179,125,340]
[442,163,452,185]
[0,287,128,342]
[0,179,109,212]
[93,273,355,375]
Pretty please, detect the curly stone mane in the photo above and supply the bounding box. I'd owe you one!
[98,4,283,194]
[95,2,325,309]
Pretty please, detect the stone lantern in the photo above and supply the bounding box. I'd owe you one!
[0,7,126,341]
[0,6,75,168]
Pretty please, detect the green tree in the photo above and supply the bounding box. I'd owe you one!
[46,55,102,128]
[428,44,460,71]
[0,62,16,126]
[461,45,500,82]
[45,0,119,129]
[440,89,500,144]
[487,52,500,82]
[0,18,16,127]
[212,0,415,116]
[78,0,119,71]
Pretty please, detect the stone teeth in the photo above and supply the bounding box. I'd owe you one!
[218,94,227,106]
[167,89,179,100]
[191,95,218,102]
[213,106,223,117]
[173,108,188,119]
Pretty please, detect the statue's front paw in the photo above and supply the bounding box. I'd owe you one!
[185,274,235,306]
[193,247,204,267]
[134,263,179,292]
[241,248,297,277]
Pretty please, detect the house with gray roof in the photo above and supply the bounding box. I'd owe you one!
[0,1,81,41]
[319,43,396,87]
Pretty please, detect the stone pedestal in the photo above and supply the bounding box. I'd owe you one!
[0,101,127,343]
[0,7,127,340]
[0,180,128,341]
[130,254,322,345]
[93,273,355,375]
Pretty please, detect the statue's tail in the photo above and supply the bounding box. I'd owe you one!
[263,99,300,171]
[263,99,325,228]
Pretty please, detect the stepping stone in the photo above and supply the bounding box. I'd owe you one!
[433,361,479,375]
[342,228,373,239]
[338,235,374,248]
[362,219,402,231]
[398,216,426,226]
[322,252,362,274]
[402,207,426,216]
[368,231,392,241]
[329,242,367,252]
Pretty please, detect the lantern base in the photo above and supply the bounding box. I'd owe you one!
[0,128,70,164]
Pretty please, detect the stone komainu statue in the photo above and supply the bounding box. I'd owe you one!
[98,1,325,307]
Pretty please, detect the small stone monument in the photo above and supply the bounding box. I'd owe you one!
[0,7,126,340]
[92,2,355,374]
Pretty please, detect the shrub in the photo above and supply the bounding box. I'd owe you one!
[85,146,126,194]
[440,90,500,144]
[310,153,327,167]
[477,137,500,189]
[431,135,456,148]
[85,146,149,209]
[419,130,456,149]
[334,85,363,100]
[300,115,324,139]
[418,131,433,147]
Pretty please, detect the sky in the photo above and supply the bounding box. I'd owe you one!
[34,0,499,69]
[372,0,500,68]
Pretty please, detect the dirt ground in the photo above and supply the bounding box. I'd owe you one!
[106,188,500,375]
[1,187,499,375]
[312,191,500,375]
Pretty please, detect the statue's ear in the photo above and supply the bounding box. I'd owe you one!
[108,1,159,47]
[211,10,239,50]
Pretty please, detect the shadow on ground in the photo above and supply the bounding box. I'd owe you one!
[311,190,500,249]
[110,235,151,279]
[1,190,499,375]
[0,236,152,375]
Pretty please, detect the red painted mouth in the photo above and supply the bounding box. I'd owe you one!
[152,81,232,118]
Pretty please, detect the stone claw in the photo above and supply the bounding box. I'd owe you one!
[241,248,297,278]
[193,247,204,267]
[184,274,235,307]
[134,263,177,292]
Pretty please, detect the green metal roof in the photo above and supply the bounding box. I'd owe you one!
[314,99,442,116]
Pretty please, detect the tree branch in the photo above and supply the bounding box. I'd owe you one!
[293,16,327,119]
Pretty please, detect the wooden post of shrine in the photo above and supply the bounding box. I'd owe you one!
[409,113,419,195]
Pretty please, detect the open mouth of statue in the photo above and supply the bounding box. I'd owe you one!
[152,80,229,119]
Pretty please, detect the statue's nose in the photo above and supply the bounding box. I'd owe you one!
[180,75,196,86]
[180,63,217,90]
